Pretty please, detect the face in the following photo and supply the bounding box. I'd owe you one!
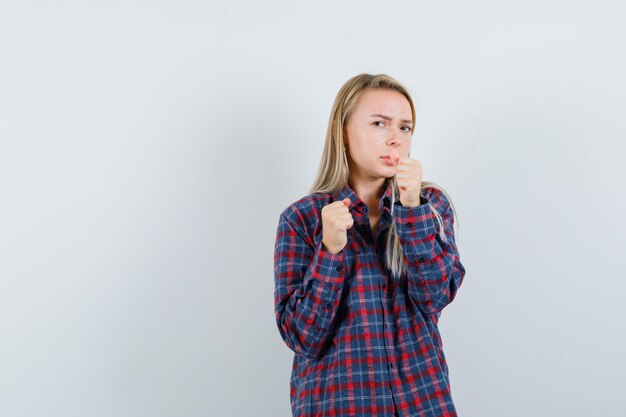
[344,88,413,181]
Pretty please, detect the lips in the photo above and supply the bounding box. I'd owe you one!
[380,156,395,166]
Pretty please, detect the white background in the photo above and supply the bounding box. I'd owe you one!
[1,1,625,416]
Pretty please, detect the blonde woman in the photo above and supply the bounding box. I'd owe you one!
[273,73,466,417]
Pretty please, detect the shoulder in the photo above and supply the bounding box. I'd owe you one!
[277,191,333,245]
[279,191,331,224]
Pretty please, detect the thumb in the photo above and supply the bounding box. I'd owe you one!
[389,148,400,165]
[342,197,351,206]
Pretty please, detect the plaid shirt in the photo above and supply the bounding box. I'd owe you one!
[273,179,466,417]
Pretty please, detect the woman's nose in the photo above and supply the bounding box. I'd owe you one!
[386,135,401,147]
[386,129,402,145]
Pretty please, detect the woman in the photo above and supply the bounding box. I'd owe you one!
[273,73,466,417]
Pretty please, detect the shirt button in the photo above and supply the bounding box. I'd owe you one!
[363,206,368,214]
[382,283,387,289]
[384,323,388,328]
[336,265,343,271]
[326,302,332,309]
[407,222,413,227]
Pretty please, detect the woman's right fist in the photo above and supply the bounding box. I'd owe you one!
[321,197,354,254]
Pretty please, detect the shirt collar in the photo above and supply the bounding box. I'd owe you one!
[332,178,394,214]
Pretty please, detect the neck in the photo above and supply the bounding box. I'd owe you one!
[348,176,388,215]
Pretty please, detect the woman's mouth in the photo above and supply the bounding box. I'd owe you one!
[380,156,395,166]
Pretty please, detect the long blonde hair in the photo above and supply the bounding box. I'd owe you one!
[309,73,460,279]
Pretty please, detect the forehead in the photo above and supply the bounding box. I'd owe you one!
[354,88,412,120]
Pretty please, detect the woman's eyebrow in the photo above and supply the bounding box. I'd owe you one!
[369,114,413,124]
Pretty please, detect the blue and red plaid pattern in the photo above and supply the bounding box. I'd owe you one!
[274,179,466,417]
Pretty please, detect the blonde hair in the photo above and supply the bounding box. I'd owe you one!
[309,73,460,280]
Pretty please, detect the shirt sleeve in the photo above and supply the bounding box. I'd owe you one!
[273,211,346,359]
[392,189,466,315]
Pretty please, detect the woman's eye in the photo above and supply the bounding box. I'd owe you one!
[373,121,411,131]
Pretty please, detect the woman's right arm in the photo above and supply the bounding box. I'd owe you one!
[273,211,346,359]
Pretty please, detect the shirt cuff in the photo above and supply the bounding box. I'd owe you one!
[309,239,344,282]
[393,196,438,258]
[302,239,346,313]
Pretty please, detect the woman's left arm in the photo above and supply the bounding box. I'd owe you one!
[393,188,466,315]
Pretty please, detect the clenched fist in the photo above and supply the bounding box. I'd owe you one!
[389,148,423,208]
[321,197,354,254]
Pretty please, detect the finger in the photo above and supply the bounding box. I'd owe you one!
[396,164,410,171]
[327,201,352,217]
[331,213,353,229]
[328,199,349,208]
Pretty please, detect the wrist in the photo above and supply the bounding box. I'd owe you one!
[322,241,342,255]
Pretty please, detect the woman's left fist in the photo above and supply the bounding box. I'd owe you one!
[390,149,423,207]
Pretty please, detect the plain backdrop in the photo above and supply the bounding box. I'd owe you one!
[1,1,625,416]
